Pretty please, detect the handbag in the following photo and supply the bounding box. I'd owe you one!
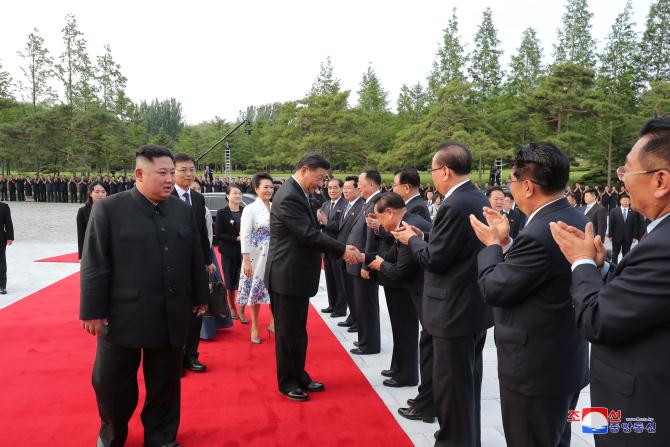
[207,274,230,317]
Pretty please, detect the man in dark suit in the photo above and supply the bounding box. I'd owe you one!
[0,201,14,294]
[392,168,431,221]
[172,153,215,374]
[502,192,522,239]
[80,145,209,447]
[335,177,364,329]
[346,170,382,355]
[550,117,670,447]
[264,153,359,402]
[316,177,347,315]
[365,193,436,422]
[607,193,639,260]
[470,142,589,447]
[394,142,493,447]
[583,189,607,240]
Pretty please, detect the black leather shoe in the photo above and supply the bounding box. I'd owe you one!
[337,321,352,327]
[0,289,6,295]
[321,307,333,313]
[283,388,309,401]
[304,381,325,392]
[407,398,415,407]
[398,406,436,423]
[383,378,413,388]
[347,326,358,333]
[330,311,346,318]
[381,369,395,377]
[184,358,206,372]
[353,341,360,347]
[434,431,439,439]
[350,347,378,355]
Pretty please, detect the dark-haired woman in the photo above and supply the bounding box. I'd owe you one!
[215,185,246,322]
[76,181,107,259]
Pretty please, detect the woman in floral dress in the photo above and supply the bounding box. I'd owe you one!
[238,172,275,344]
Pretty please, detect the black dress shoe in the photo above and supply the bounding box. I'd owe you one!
[0,289,6,295]
[347,326,358,333]
[321,307,333,313]
[337,321,352,327]
[381,369,395,377]
[303,381,325,392]
[383,378,414,388]
[184,358,206,372]
[330,311,346,318]
[407,398,415,407]
[398,406,436,423]
[350,347,378,355]
[283,388,309,401]
[353,341,360,347]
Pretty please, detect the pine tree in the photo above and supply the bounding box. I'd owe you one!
[427,8,466,97]
[599,1,640,97]
[397,83,428,123]
[56,14,97,110]
[468,7,504,96]
[640,0,670,82]
[508,28,543,94]
[96,44,127,112]
[17,28,57,109]
[553,0,596,67]
[0,59,13,99]
[309,57,340,96]
[357,64,388,113]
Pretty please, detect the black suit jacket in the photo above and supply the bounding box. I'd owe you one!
[345,192,382,276]
[585,202,608,240]
[502,208,522,239]
[0,202,14,243]
[320,196,347,238]
[409,181,494,338]
[76,204,92,259]
[264,177,346,298]
[477,198,589,396]
[571,215,670,446]
[405,194,431,221]
[607,207,639,245]
[336,198,364,243]
[171,188,212,265]
[79,188,209,348]
[214,205,244,258]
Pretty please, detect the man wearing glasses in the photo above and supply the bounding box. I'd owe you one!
[551,118,670,447]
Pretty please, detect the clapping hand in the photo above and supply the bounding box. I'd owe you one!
[549,221,606,268]
[469,207,510,247]
[367,255,384,271]
[342,245,364,265]
[365,213,380,230]
[317,210,328,226]
[391,221,421,245]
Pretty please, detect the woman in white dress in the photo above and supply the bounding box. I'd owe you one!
[238,172,275,344]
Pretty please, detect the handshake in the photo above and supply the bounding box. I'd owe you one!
[342,245,364,265]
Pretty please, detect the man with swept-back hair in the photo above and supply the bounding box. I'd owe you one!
[80,145,209,447]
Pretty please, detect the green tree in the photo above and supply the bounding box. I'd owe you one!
[137,98,184,142]
[553,0,596,68]
[427,8,466,98]
[599,1,640,99]
[641,81,670,117]
[508,28,543,95]
[639,0,670,82]
[357,64,388,113]
[56,14,97,110]
[468,7,504,96]
[397,83,428,124]
[310,57,340,96]
[17,28,57,109]
[0,60,13,99]
[96,44,128,113]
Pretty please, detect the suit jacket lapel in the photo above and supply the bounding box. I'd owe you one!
[288,177,317,226]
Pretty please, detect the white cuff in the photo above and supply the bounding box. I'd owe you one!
[571,259,610,279]
[501,238,514,254]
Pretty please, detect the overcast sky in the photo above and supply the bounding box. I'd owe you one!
[1,0,655,124]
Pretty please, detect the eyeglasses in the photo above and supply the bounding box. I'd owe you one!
[176,168,196,174]
[391,183,407,188]
[616,166,668,181]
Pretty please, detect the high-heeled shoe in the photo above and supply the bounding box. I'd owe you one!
[267,325,275,340]
[251,328,262,344]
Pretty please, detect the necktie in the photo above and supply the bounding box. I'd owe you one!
[329,201,336,220]
[183,192,191,205]
[623,208,627,222]
[342,202,352,225]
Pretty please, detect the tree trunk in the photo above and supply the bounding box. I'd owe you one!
[478,154,483,185]
[607,130,613,187]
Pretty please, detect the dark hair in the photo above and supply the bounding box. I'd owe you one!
[435,141,472,175]
[85,181,106,206]
[431,192,442,204]
[344,176,358,187]
[136,145,174,162]
[567,193,577,200]
[619,193,630,201]
[328,177,344,188]
[296,152,331,171]
[362,169,382,186]
[252,172,274,189]
[227,184,242,194]
[394,168,421,188]
[504,192,514,199]
[374,192,405,213]
[486,186,504,198]
[174,152,195,165]
[192,177,202,188]
[511,142,569,194]
[638,118,670,168]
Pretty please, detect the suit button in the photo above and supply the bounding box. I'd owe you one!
[161,227,166,232]
[168,287,174,293]
[164,246,169,251]
[166,266,172,272]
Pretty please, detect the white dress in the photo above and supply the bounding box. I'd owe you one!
[237,198,271,305]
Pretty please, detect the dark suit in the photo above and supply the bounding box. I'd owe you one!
[172,187,212,365]
[346,191,382,353]
[477,198,589,447]
[570,214,670,447]
[408,181,493,447]
[320,197,348,312]
[79,187,208,447]
[76,204,92,259]
[264,177,346,393]
[503,208,522,239]
[336,197,364,325]
[0,202,14,289]
[405,194,431,221]
[214,205,244,291]
[607,206,639,260]
[585,202,608,240]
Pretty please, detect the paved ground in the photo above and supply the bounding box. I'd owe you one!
[1,200,597,446]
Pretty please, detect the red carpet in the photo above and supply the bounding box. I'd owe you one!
[0,266,412,446]
[36,252,80,263]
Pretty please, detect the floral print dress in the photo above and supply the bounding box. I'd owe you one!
[237,198,271,305]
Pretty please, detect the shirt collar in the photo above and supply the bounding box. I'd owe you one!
[348,196,361,205]
[405,193,421,205]
[365,190,381,204]
[291,175,310,201]
[526,196,565,226]
[174,184,190,198]
[647,211,670,234]
[131,187,163,216]
[443,179,470,200]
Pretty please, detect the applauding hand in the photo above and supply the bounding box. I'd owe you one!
[391,221,421,245]
[469,207,510,247]
[549,221,606,268]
